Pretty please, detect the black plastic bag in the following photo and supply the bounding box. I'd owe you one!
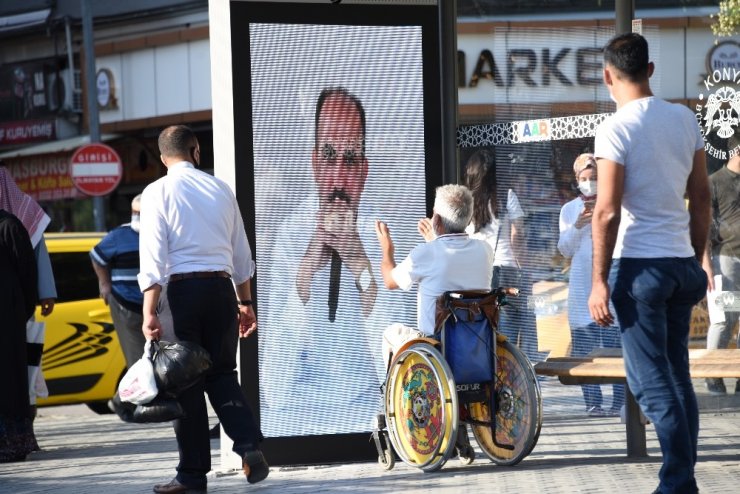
[111,391,185,423]
[151,340,212,397]
[132,395,185,423]
[110,392,136,422]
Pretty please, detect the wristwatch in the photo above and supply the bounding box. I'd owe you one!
[355,266,374,293]
[238,299,253,306]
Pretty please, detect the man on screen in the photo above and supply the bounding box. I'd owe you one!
[259,87,412,436]
[297,87,378,320]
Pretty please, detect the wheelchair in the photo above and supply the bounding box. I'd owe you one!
[372,288,542,472]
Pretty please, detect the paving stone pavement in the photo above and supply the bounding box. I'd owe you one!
[1,379,738,494]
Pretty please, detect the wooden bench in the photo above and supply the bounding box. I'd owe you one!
[534,348,740,457]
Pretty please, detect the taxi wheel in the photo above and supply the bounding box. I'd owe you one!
[86,400,114,415]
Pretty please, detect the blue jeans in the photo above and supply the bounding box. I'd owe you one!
[609,257,707,494]
[571,323,625,410]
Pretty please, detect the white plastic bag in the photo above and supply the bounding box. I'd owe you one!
[26,318,48,404]
[118,341,158,405]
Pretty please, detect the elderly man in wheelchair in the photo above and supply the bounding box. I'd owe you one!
[373,184,541,472]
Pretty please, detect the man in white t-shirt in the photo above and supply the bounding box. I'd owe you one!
[375,184,494,358]
[588,33,710,494]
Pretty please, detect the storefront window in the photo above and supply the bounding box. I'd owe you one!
[456,13,734,417]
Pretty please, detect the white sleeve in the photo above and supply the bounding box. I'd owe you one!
[391,243,428,291]
[391,255,415,291]
[692,115,704,151]
[137,185,168,291]
[35,239,57,299]
[594,118,627,166]
[259,228,308,409]
[557,200,585,258]
[230,194,255,284]
[507,189,525,221]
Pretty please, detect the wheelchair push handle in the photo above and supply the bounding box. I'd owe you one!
[498,287,519,297]
[445,287,519,301]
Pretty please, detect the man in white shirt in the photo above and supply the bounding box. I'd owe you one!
[588,33,710,494]
[138,125,267,493]
[375,184,494,342]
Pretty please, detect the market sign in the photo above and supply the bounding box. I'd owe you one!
[70,143,122,196]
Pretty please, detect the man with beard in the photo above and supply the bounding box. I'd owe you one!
[259,87,394,436]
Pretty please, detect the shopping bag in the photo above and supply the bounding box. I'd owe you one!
[26,318,48,404]
[132,396,185,423]
[151,340,212,397]
[110,392,184,423]
[118,341,159,405]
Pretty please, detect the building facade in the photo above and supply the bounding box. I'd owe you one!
[0,0,732,233]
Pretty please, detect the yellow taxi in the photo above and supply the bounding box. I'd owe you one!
[36,233,127,414]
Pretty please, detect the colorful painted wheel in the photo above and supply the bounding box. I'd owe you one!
[468,337,542,466]
[384,342,458,472]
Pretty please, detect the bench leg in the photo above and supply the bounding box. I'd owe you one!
[625,388,647,458]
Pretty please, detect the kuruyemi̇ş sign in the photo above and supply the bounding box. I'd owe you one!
[70,143,122,196]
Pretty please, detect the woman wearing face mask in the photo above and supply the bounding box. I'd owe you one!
[557,153,624,417]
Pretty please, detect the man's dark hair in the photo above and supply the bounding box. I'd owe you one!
[603,32,650,82]
[314,87,366,154]
[158,125,198,159]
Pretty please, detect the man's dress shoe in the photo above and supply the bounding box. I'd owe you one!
[152,478,206,494]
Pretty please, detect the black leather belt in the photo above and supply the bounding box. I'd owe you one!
[169,271,231,282]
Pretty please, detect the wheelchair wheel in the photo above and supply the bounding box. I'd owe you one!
[468,337,542,466]
[378,444,395,471]
[384,342,458,472]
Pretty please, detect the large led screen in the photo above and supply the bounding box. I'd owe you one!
[248,20,433,437]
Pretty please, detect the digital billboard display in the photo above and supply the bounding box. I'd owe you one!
[228,0,444,460]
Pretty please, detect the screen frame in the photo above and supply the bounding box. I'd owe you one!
[229,0,445,464]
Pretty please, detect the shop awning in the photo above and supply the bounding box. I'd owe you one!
[0,134,120,160]
[0,8,50,35]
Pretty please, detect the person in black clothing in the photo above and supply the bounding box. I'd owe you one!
[0,209,38,462]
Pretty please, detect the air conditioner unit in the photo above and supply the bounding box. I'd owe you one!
[46,68,82,113]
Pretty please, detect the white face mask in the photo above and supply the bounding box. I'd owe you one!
[130,213,140,233]
[578,180,597,197]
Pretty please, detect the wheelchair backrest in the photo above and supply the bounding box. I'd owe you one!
[434,289,501,332]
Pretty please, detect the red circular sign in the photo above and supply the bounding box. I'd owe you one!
[70,143,123,197]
